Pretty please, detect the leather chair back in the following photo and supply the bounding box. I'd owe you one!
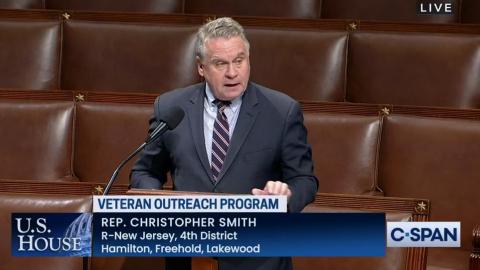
[0,20,61,90]
[74,102,153,183]
[347,31,480,108]
[248,28,347,101]
[304,112,382,194]
[62,21,199,93]
[0,100,74,181]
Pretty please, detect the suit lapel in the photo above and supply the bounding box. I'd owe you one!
[187,83,215,183]
[216,83,260,183]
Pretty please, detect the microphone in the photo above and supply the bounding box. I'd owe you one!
[103,106,185,195]
[145,106,184,144]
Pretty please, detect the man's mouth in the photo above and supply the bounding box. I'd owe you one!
[224,83,240,88]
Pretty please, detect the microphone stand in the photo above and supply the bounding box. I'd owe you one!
[103,142,147,195]
[103,121,167,195]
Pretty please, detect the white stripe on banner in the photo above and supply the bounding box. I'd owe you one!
[93,195,288,213]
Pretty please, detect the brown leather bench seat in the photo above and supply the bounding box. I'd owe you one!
[347,31,480,109]
[0,93,479,268]
[60,20,348,102]
[1,13,480,109]
[71,101,383,196]
[379,115,480,269]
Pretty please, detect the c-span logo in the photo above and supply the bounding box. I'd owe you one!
[387,222,460,247]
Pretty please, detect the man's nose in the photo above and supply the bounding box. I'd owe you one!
[225,63,238,78]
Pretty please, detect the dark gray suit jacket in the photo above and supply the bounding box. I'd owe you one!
[131,82,318,270]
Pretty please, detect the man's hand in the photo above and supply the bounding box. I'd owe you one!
[251,180,292,200]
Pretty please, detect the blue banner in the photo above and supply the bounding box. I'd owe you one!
[12,212,385,257]
[92,213,385,257]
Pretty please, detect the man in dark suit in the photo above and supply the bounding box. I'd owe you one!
[131,17,318,270]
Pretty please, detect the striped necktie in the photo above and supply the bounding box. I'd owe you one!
[211,99,231,181]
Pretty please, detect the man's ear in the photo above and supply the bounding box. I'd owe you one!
[196,56,204,77]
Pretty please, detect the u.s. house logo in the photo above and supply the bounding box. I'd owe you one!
[13,213,92,256]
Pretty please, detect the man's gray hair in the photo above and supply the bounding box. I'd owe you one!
[195,17,250,60]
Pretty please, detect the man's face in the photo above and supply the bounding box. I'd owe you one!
[197,36,250,101]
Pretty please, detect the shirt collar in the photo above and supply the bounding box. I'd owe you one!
[205,83,243,113]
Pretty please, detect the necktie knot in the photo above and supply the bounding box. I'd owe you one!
[213,99,231,111]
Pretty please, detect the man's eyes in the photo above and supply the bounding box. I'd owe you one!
[212,58,244,68]
[233,58,244,65]
[214,61,228,67]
